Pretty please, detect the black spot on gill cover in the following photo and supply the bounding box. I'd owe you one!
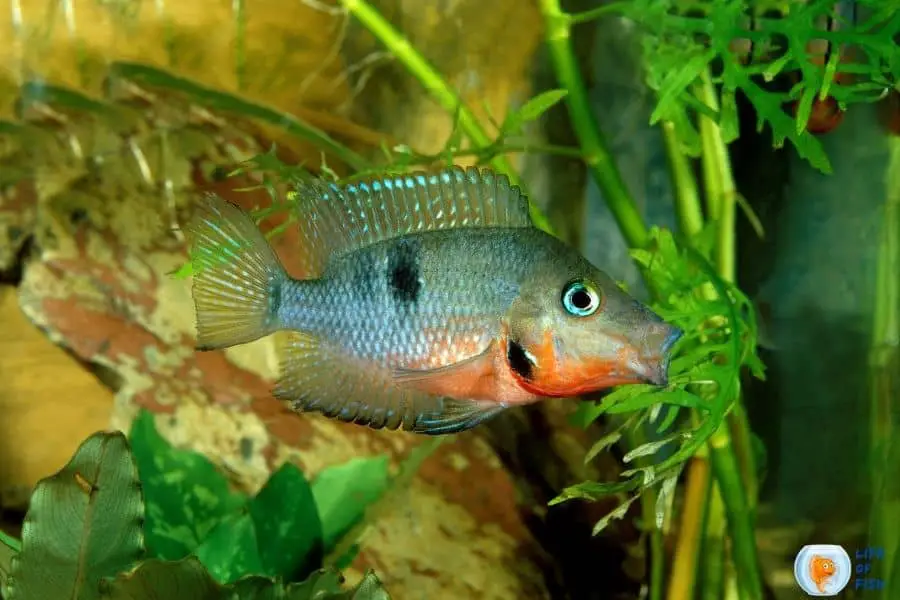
[507,339,535,381]
[387,238,421,305]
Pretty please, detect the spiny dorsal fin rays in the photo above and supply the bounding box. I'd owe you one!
[290,166,533,277]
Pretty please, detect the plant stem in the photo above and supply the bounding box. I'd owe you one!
[568,2,632,25]
[339,0,553,233]
[662,120,704,238]
[709,429,762,600]
[868,136,900,599]
[537,0,649,249]
[701,485,727,600]
[665,68,763,600]
[667,456,710,600]
[696,71,738,283]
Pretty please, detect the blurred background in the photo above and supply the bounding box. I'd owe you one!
[0,1,897,599]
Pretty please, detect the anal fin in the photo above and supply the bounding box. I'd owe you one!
[274,332,506,435]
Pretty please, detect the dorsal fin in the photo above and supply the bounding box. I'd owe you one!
[291,165,532,276]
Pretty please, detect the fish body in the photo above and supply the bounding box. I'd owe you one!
[809,554,836,593]
[187,166,682,435]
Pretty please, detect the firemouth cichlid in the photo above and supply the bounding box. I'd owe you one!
[186,166,683,435]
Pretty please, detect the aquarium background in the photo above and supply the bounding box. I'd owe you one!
[0,1,896,599]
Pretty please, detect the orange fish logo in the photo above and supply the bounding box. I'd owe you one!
[809,554,836,594]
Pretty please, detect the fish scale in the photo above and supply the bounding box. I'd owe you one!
[185,165,683,434]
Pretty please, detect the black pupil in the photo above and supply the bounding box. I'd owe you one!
[571,287,592,310]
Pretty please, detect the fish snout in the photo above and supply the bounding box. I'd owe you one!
[633,323,683,386]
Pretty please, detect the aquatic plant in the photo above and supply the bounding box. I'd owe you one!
[3,0,897,598]
[0,417,392,599]
[326,1,898,599]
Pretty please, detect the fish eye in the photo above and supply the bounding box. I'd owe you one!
[561,279,601,317]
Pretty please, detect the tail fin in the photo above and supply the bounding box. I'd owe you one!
[185,193,288,351]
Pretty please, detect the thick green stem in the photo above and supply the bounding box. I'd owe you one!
[697,74,724,223]
[869,136,900,599]
[701,485,726,600]
[537,0,649,249]
[709,431,762,600]
[339,0,554,232]
[696,71,737,280]
[662,120,704,238]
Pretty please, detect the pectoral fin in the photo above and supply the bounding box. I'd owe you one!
[275,332,506,435]
[391,341,497,399]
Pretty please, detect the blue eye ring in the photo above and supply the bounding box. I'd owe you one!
[561,279,601,317]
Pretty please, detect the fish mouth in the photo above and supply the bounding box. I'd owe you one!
[635,326,684,387]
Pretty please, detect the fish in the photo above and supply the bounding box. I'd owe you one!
[809,554,836,594]
[185,165,683,435]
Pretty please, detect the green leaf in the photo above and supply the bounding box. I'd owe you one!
[102,558,392,600]
[7,432,145,600]
[249,462,323,581]
[287,569,391,600]
[718,87,740,144]
[0,530,18,594]
[312,457,390,552]
[649,49,716,125]
[568,400,603,428]
[129,410,246,560]
[102,557,222,599]
[592,494,641,536]
[194,511,264,584]
[583,430,622,464]
[604,389,705,415]
[622,431,688,462]
[794,85,817,134]
[654,404,682,434]
[501,89,568,134]
[331,544,361,572]
[548,478,639,506]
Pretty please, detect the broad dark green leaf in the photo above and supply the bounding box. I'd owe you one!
[102,557,221,600]
[194,511,263,584]
[129,410,246,560]
[311,457,390,552]
[286,569,391,600]
[248,462,323,581]
[103,559,391,600]
[331,544,361,571]
[7,432,144,600]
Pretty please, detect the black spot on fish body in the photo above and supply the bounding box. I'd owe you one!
[507,339,535,381]
[387,238,421,305]
[269,276,282,317]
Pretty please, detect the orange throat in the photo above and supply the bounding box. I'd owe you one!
[502,329,643,398]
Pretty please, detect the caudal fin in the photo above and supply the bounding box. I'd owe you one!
[185,193,287,350]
